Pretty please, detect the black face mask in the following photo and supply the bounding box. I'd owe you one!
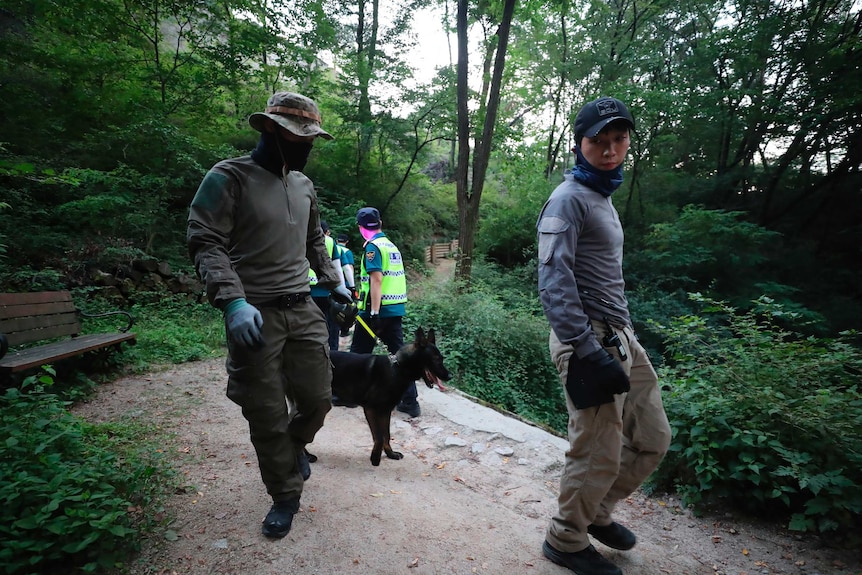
[251,132,313,175]
[277,138,313,173]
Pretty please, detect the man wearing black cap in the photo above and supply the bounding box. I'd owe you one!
[188,91,353,540]
[350,206,418,417]
[536,97,671,575]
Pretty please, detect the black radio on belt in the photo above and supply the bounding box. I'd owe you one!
[601,316,628,362]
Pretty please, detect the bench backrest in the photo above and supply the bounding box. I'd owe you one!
[0,291,82,346]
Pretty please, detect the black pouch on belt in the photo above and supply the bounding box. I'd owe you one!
[565,349,630,410]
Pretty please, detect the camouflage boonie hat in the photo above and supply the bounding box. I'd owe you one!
[249,92,333,140]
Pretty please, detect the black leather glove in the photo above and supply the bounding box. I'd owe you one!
[565,349,630,410]
[330,299,358,330]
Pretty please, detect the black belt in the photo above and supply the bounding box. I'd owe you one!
[256,293,310,309]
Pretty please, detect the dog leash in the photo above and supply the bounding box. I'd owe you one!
[355,315,377,340]
[355,316,399,366]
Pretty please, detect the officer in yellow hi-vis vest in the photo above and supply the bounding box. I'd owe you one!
[349,206,418,417]
[309,221,344,351]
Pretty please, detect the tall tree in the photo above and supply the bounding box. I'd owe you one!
[335,0,429,182]
[454,0,517,284]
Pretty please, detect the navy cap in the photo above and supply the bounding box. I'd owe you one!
[356,207,381,230]
[574,97,635,144]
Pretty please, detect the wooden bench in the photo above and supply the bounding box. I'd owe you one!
[0,291,137,374]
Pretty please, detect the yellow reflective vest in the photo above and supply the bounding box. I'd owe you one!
[358,235,407,311]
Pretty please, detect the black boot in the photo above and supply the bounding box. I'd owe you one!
[262,498,300,538]
[588,522,637,550]
[396,401,420,417]
[542,541,622,575]
[297,447,312,481]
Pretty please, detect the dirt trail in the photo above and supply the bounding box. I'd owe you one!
[74,357,860,575]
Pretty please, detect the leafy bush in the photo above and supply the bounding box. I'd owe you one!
[126,298,224,368]
[0,266,66,292]
[0,371,174,574]
[75,292,225,370]
[651,294,862,537]
[407,267,566,433]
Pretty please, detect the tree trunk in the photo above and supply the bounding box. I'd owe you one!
[454,0,517,287]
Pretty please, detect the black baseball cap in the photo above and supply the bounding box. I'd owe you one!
[574,97,635,144]
[356,207,381,230]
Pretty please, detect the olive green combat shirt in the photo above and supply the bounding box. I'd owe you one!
[187,156,341,310]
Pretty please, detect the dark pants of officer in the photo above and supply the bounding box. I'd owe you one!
[225,296,332,503]
[312,295,341,351]
[350,314,417,405]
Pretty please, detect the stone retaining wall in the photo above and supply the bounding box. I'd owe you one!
[85,259,205,306]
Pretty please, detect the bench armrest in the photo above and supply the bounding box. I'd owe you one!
[0,334,7,360]
[78,310,135,333]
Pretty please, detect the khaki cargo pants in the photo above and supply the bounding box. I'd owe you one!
[225,298,332,502]
[547,322,671,553]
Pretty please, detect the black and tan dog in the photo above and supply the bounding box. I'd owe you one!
[329,327,451,466]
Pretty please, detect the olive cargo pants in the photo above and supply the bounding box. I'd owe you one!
[547,323,671,553]
[225,298,332,502]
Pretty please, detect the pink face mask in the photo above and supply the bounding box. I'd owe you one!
[359,226,378,241]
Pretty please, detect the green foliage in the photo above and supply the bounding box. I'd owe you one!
[0,266,66,292]
[0,371,174,574]
[635,206,781,293]
[625,206,830,351]
[118,296,225,370]
[477,147,555,268]
[407,263,566,433]
[651,295,862,537]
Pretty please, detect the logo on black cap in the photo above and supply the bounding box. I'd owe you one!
[596,99,620,117]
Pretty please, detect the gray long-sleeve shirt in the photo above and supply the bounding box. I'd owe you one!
[537,173,632,359]
[187,156,341,310]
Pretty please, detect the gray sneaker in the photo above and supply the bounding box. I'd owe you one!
[542,541,622,575]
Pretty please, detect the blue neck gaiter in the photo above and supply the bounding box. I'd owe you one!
[569,148,624,197]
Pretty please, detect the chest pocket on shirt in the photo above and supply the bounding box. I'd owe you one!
[538,216,569,264]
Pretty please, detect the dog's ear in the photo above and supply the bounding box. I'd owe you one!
[415,327,427,347]
[427,328,436,345]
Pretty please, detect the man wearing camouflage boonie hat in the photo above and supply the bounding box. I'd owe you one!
[188,91,352,539]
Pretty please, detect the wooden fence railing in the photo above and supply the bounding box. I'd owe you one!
[424,240,459,263]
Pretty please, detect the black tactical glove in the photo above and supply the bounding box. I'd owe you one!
[565,348,630,410]
[330,298,358,330]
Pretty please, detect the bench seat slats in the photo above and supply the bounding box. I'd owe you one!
[1,314,80,346]
[0,332,137,372]
[0,290,137,374]
[0,292,74,306]
[0,300,77,319]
